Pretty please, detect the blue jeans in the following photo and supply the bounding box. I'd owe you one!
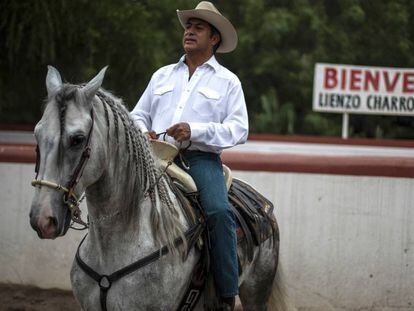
[175,151,238,297]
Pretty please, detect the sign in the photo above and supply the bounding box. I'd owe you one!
[313,63,414,116]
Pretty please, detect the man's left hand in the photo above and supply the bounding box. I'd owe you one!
[167,122,191,142]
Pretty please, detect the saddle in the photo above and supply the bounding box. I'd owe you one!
[151,141,277,258]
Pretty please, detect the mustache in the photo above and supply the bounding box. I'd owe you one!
[184,35,196,41]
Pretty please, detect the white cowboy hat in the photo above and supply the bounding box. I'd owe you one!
[176,1,238,53]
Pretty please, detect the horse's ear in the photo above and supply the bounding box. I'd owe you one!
[46,65,62,96]
[83,66,108,101]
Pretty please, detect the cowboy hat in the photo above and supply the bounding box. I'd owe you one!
[176,1,237,53]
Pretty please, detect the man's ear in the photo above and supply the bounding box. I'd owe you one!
[211,33,221,47]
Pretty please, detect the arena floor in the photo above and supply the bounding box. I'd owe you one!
[0,284,245,311]
[0,283,77,311]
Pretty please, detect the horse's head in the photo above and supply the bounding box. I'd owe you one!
[30,66,108,238]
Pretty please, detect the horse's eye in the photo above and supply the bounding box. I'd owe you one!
[70,135,85,147]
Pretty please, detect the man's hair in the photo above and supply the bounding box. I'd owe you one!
[209,24,221,54]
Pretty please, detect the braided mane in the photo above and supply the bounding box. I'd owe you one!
[54,84,185,253]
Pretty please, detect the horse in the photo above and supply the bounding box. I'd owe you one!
[29,66,293,310]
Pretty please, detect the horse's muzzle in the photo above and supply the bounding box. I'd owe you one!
[30,212,58,239]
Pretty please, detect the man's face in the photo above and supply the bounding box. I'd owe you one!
[182,18,220,54]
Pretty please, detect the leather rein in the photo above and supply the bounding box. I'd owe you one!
[31,108,95,231]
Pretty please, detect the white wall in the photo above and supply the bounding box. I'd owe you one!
[1,162,413,310]
[234,171,414,311]
[0,163,84,289]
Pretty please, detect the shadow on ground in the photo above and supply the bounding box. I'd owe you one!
[0,283,78,311]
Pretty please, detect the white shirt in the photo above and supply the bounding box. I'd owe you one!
[131,55,248,153]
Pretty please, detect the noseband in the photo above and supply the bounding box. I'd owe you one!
[31,108,95,231]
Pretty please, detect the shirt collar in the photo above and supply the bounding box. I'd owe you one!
[205,55,220,72]
[177,55,186,67]
[175,55,220,72]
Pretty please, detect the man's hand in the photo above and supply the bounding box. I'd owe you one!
[146,130,157,140]
[167,122,191,142]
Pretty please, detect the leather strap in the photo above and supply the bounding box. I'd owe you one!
[75,222,205,311]
[229,200,254,262]
[66,108,94,196]
[34,145,40,180]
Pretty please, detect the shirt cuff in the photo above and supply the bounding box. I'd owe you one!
[188,122,209,142]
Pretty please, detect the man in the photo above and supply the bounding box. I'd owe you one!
[131,2,248,309]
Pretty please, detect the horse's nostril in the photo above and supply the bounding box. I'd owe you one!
[35,216,58,239]
[48,216,58,228]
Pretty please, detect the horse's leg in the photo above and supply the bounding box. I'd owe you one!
[239,240,279,311]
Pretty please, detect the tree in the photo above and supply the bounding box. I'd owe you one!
[1,0,413,138]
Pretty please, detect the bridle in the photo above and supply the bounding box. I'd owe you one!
[31,108,95,231]
[30,110,194,233]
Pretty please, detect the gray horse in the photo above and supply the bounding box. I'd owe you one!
[29,66,293,310]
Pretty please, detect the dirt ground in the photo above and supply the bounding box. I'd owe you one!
[0,283,78,311]
[0,283,244,310]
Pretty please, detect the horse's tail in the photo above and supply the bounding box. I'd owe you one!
[267,265,297,311]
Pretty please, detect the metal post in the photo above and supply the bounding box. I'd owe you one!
[342,113,349,139]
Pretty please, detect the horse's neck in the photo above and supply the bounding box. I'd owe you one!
[84,109,142,225]
[80,106,187,267]
[81,143,153,264]
[82,170,187,269]
[83,189,156,267]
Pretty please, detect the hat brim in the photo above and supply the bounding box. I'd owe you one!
[176,9,237,53]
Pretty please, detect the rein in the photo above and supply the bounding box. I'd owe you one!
[31,108,95,231]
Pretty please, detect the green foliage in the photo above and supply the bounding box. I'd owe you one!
[253,88,295,134]
[302,113,341,137]
[0,0,413,138]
